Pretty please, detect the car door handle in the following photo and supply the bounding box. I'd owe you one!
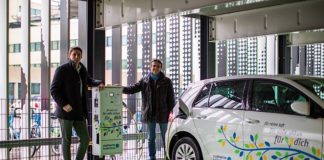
[245,118,260,124]
[196,115,207,119]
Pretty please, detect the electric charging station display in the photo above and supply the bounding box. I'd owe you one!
[92,86,123,156]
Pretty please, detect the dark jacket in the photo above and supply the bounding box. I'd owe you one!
[123,72,175,123]
[50,61,102,120]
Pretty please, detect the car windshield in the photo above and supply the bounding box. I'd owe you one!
[292,78,324,101]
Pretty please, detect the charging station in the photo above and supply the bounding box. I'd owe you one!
[92,86,123,156]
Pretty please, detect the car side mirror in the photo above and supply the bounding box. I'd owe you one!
[291,101,310,116]
[179,98,189,117]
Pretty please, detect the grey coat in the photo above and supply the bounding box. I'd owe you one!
[123,72,175,123]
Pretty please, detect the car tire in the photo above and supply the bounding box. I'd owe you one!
[171,137,202,160]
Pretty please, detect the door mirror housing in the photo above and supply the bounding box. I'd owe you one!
[291,101,310,116]
[178,98,190,118]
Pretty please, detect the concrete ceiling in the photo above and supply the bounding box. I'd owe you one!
[102,0,307,27]
[103,0,237,27]
[188,0,306,17]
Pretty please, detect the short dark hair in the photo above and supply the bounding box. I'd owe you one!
[151,59,163,68]
[69,46,82,55]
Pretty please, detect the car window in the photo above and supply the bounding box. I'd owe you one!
[208,80,245,109]
[251,81,306,114]
[292,78,324,101]
[193,84,212,108]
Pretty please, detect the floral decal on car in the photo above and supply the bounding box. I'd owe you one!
[217,125,323,160]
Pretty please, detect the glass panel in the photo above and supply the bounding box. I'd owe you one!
[9,1,23,151]
[251,81,306,114]
[9,83,15,102]
[193,84,211,108]
[105,29,112,85]
[30,0,43,147]
[31,83,40,95]
[215,35,276,76]
[292,78,324,101]
[50,0,61,146]
[122,25,127,86]
[137,22,143,81]
[70,0,78,50]
[209,81,244,109]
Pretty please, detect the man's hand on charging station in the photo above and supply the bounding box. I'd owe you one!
[168,112,174,122]
[98,83,105,90]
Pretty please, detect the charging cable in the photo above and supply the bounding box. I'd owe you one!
[122,102,145,160]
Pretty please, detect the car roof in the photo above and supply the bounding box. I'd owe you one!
[189,75,324,87]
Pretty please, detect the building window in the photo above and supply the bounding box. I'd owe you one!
[9,44,21,53]
[18,83,21,99]
[9,44,14,53]
[51,41,59,50]
[10,64,21,67]
[9,83,15,100]
[31,43,35,52]
[106,37,112,47]
[106,60,112,70]
[31,83,40,95]
[31,64,41,68]
[31,8,41,16]
[51,63,59,67]
[31,42,41,52]
[36,42,41,51]
[13,44,21,53]
[70,39,78,47]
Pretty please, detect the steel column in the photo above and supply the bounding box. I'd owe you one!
[193,19,201,80]
[79,0,89,69]
[291,46,298,75]
[142,19,152,77]
[313,44,322,76]
[60,0,70,64]
[126,23,137,127]
[112,26,122,84]
[41,0,51,157]
[217,40,227,77]
[278,35,291,74]
[169,14,180,97]
[306,44,314,75]
[21,0,31,157]
[227,39,237,76]
[156,17,166,72]
[182,17,192,90]
[257,36,267,75]
[200,15,215,79]
[0,0,8,158]
[299,46,306,75]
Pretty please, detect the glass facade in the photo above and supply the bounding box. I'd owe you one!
[1,0,324,159]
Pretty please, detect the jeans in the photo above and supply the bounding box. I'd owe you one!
[59,118,90,160]
[147,121,168,160]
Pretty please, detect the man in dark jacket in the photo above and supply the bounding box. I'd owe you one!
[123,59,175,160]
[51,47,104,160]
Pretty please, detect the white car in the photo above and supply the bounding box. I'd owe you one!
[166,75,324,160]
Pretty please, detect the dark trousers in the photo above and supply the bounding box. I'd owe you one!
[59,118,90,160]
[147,121,168,160]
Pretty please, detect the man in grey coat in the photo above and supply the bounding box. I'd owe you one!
[122,59,175,160]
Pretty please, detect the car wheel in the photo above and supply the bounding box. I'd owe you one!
[172,137,202,160]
